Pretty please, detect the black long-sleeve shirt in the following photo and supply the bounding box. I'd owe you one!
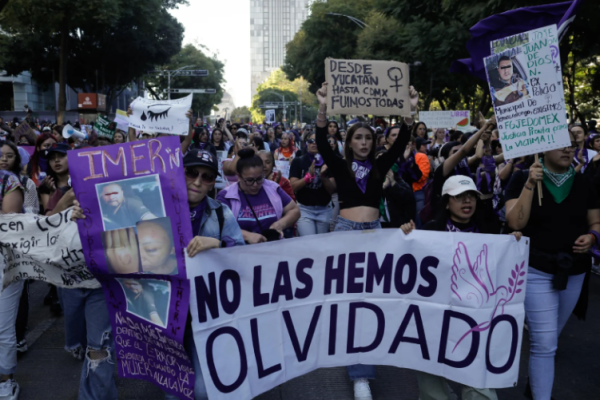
[316,123,410,210]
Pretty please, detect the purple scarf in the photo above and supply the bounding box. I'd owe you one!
[197,142,207,150]
[352,159,372,194]
[446,219,479,233]
[190,198,208,235]
[574,148,589,168]
[453,158,472,178]
[38,155,49,173]
[308,152,324,167]
[476,155,495,192]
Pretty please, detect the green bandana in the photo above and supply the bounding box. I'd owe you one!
[540,157,575,204]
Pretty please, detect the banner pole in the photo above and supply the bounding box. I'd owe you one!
[534,154,542,206]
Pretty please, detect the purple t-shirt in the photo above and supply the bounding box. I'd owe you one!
[217,186,292,234]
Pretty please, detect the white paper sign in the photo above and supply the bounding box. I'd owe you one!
[419,111,470,129]
[128,94,193,135]
[485,25,569,158]
[0,209,100,290]
[265,109,275,124]
[215,150,227,190]
[188,230,529,400]
[114,109,130,132]
[274,160,290,179]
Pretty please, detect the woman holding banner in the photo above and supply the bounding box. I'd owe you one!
[505,130,600,400]
[0,169,24,400]
[315,82,418,400]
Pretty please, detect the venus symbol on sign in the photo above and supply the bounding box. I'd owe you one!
[387,67,403,93]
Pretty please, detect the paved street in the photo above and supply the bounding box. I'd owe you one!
[14,276,600,400]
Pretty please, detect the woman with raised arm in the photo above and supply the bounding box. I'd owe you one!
[315,82,418,400]
[505,129,600,400]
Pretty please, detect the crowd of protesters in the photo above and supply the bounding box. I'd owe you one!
[0,80,598,400]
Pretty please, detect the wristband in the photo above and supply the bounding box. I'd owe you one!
[304,173,315,184]
[588,231,600,245]
[524,184,534,191]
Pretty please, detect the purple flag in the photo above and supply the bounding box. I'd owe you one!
[450,0,584,80]
[69,137,195,400]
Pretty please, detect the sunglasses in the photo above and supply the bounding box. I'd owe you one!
[241,175,264,186]
[306,138,316,144]
[185,167,217,183]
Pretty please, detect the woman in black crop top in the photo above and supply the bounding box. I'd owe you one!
[315,82,418,396]
[315,82,418,227]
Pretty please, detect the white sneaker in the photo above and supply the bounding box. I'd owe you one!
[353,378,373,400]
[0,379,20,400]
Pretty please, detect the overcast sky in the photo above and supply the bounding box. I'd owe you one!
[170,0,251,108]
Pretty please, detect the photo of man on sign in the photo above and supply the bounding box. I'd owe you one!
[488,55,530,107]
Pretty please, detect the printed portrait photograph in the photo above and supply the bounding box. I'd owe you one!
[486,51,530,108]
[96,175,166,231]
[101,227,142,275]
[117,278,170,328]
[136,217,178,276]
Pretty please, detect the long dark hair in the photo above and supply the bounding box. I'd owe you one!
[29,133,57,183]
[0,141,22,176]
[193,127,209,145]
[327,120,343,142]
[412,122,427,138]
[344,122,379,179]
[211,128,225,147]
[429,193,485,231]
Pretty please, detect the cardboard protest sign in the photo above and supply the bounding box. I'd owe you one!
[128,94,193,136]
[0,209,99,290]
[12,121,35,141]
[274,160,290,179]
[325,58,411,117]
[188,229,529,399]
[69,137,195,400]
[94,115,115,139]
[485,25,569,158]
[419,111,470,129]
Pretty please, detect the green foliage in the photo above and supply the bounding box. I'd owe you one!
[231,106,251,123]
[144,44,225,116]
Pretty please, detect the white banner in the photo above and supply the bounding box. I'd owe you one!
[0,209,99,290]
[128,94,193,135]
[419,111,470,129]
[188,230,529,400]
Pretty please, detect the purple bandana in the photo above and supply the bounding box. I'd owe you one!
[446,219,479,233]
[38,155,49,172]
[190,198,208,235]
[197,142,207,150]
[574,148,589,168]
[453,158,472,178]
[308,152,324,167]
[352,159,372,194]
[476,155,495,192]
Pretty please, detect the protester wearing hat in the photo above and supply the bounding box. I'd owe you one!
[504,127,600,400]
[401,175,520,400]
[0,164,24,400]
[218,147,300,244]
[44,143,75,216]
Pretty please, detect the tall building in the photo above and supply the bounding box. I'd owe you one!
[250,0,311,102]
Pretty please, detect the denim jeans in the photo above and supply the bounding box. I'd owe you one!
[329,193,340,232]
[334,216,379,381]
[0,281,24,375]
[414,189,425,228]
[297,204,332,236]
[58,287,118,400]
[525,268,585,400]
[415,371,497,400]
[164,326,208,400]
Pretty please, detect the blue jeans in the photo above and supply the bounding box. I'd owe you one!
[334,216,379,381]
[58,287,118,400]
[165,326,207,400]
[414,189,425,228]
[297,204,332,236]
[525,268,585,400]
[0,281,24,375]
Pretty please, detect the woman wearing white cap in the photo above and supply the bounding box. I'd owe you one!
[401,174,521,400]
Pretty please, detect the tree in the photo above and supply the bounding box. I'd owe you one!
[144,44,225,116]
[230,106,251,124]
[0,0,186,122]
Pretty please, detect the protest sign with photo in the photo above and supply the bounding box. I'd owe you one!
[188,229,529,400]
[128,94,193,136]
[94,115,116,139]
[485,25,569,159]
[215,150,227,190]
[0,209,99,290]
[274,160,290,179]
[265,109,275,124]
[69,137,195,400]
[325,58,411,117]
[419,111,470,129]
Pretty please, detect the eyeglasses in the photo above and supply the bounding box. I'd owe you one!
[451,192,477,201]
[561,143,578,152]
[184,167,216,183]
[240,175,264,186]
[306,139,316,144]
